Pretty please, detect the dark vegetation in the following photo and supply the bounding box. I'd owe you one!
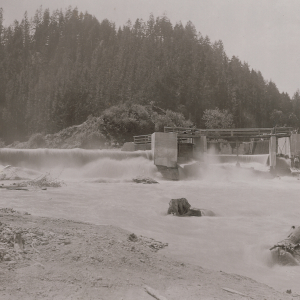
[0,7,299,146]
[8,103,192,148]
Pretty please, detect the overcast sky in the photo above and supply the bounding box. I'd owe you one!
[1,0,300,97]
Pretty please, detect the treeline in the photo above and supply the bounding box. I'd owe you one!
[0,7,300,143]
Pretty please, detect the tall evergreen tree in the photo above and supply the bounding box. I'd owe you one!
[0,7,298,143]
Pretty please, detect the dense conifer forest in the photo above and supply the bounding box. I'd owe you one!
[0,7,300,144]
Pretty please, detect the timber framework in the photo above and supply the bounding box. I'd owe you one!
[164,127,293,140]
[123,126,300,179]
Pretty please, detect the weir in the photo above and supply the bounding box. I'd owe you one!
[1,128,298,180]
[208,154,269,165]
[0,148,153,169]
[130,127,297,179]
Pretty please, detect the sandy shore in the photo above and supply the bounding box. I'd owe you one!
[0,208,296,300]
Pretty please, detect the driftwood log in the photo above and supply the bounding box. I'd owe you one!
[270,226,300,265]
[167,198,214,217]
[0,185,29,190]
[132,176,158,184]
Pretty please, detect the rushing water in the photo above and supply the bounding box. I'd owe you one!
[0,148,299,294]
[0,148,153,169]
[209,154,269,165]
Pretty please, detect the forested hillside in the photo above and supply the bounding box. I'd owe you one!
[0,7,300,143]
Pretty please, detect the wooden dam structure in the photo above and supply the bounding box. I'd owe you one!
[124,126,300,178]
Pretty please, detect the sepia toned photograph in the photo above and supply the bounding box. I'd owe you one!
[0,0,300,299]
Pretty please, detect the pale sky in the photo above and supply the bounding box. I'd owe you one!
[1,0,300,97]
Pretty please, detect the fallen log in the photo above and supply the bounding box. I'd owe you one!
[132,176,158,184]
[222,287,247,297]
[0,185,28,191]
[144,285,168,300]
[270,226,300,265]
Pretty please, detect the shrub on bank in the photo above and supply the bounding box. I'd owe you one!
[28,133,47,148]
[99,103,193,144]
[151,110,193,132]
[100,103,154,144]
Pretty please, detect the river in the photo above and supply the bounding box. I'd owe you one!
[0,148,299,294]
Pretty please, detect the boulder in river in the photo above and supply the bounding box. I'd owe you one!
[270,226,300,265]
[167,198,214,217]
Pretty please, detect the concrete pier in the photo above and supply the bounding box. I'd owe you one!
[290,134,300,157]
[269,135,277,171]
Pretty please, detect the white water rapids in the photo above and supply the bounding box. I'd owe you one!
[0,148,299,294]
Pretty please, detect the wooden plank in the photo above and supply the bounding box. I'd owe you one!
[163,127,292,141]
[133,134,152,145]
[144,285,168,300]
[0,186,29,191]
[165,126,292,134]
[222,287,247,297]
[178,134,289,139]
[133,134,152,138]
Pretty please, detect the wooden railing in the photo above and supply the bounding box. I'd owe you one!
[164,127,293,139]
[133,134,152,144]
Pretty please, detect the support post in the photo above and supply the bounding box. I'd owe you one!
[269,135,277,173]
[236,141,240,167]
[290,133,300,158]
[200,136,207,161]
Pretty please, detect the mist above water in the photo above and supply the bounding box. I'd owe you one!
[0,148,157,182]
[179,153,272,182]
[0,148,277,184]
[0,148,152,169]
[63,156,160,182]
[0,148,274,183]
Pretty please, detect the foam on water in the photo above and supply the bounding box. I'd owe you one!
[63,156,160,182]
[0,148,152,169]
[179,160,271,182]
[208,153,269,165]
[0,148,157,182]
[156,177,300,294]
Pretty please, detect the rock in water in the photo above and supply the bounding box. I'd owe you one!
[167,198,191,216]
[167,198,215,217]
[270,226,300,265]
[182,208,202,216]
